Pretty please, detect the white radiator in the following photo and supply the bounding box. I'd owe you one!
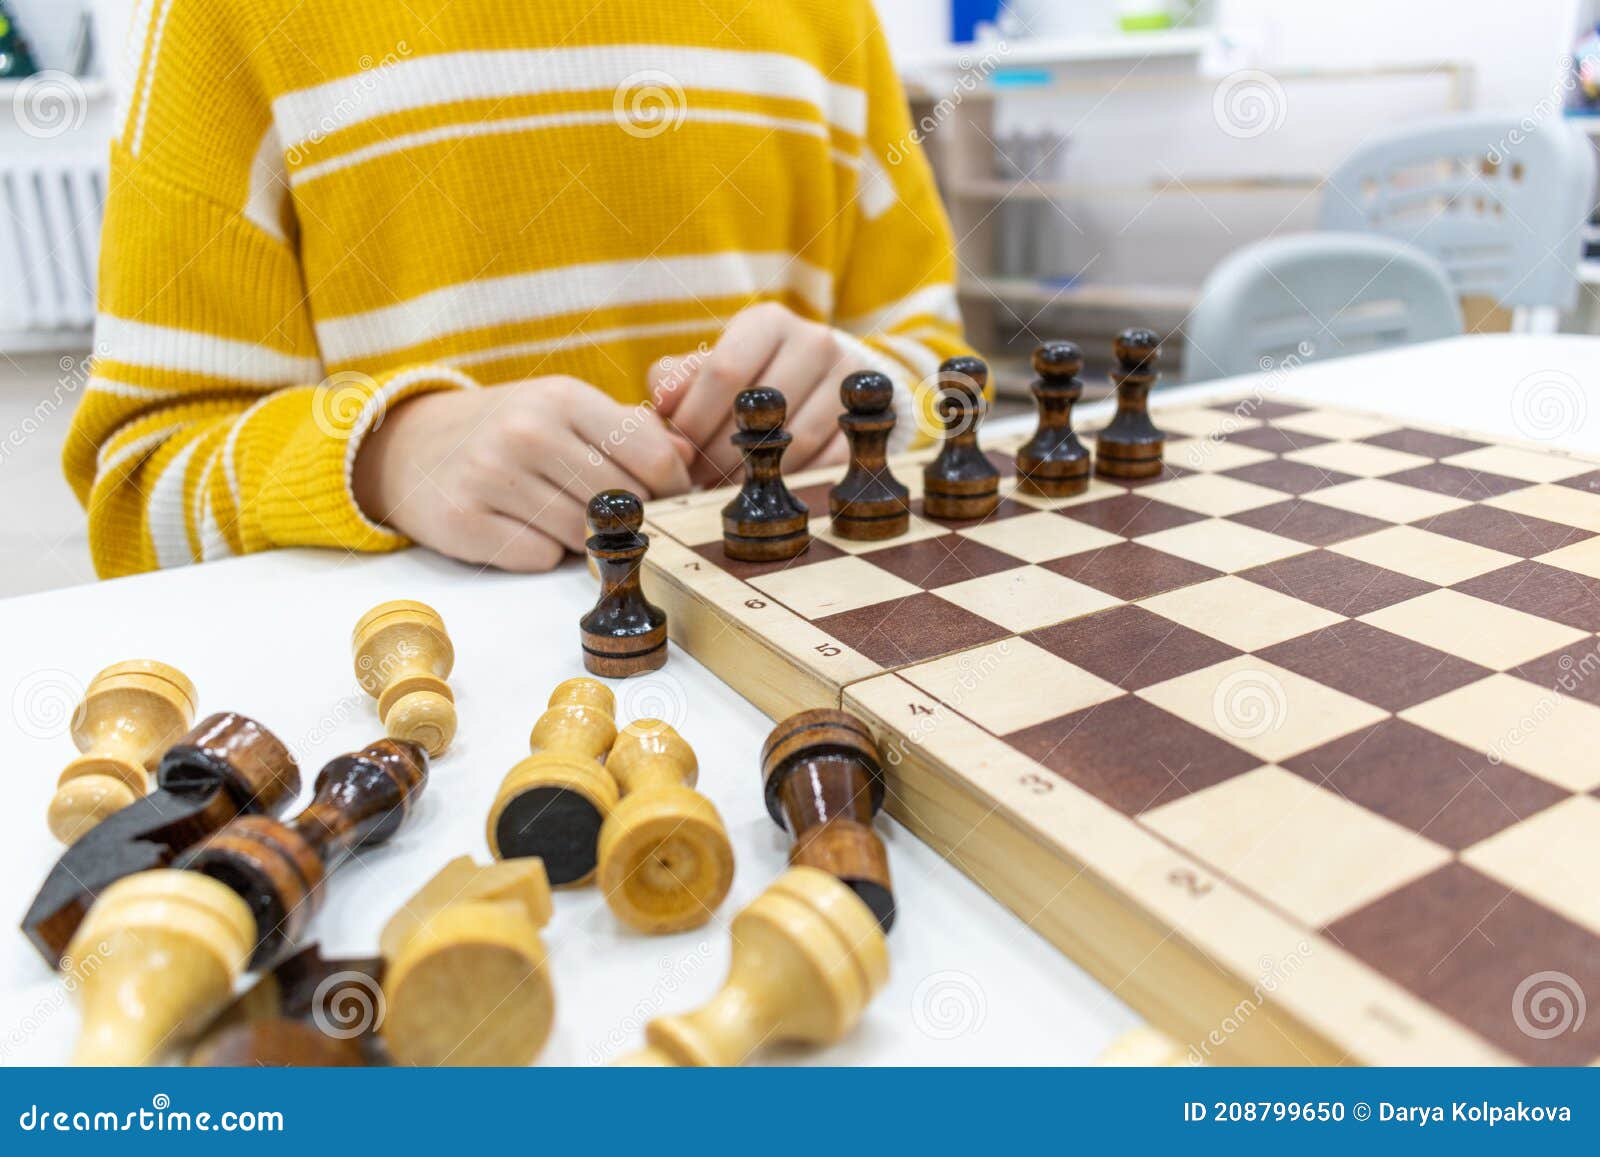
[0,154,105,334]
[0,67,114,350]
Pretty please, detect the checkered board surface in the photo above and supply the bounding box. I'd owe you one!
[641,394,1600,1065]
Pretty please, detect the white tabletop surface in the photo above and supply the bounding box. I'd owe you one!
[3,333,1598,1067]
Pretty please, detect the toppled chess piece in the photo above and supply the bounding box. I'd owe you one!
[829,370,911,540]
[48,659,197,844]
[23,711,301,966]
[380,856,555,1067]
[722,387,810,561]
[923,356,999,520]
[761,708,895,930]
[598,719,734,933]
[615,867,889,1066]
[581,490,668,677]
[1015,342,1091,497]
[1095,327,1166,479]
[487,677,618,886]
[352,600,456,757]
[177,737,430,965]
[68,868,257,1065]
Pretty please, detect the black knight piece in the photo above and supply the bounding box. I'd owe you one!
[722,387,811,561]
[580,490,668,677]
[1015,342,1091,497]
[922,356,999,520]
[829,371,910,540]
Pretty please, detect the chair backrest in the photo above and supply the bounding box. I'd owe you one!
[1183,233,1464,382]
[1318,115,1596,312]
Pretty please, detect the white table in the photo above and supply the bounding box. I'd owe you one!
[4,334,1598,1066]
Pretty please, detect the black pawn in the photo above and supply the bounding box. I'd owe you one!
[1095,328,1166,480]
[1016,342,1091,497]
[922,356,999,520]
[721,387,810,562]
[580,490,667,677]
[829,371,910,540]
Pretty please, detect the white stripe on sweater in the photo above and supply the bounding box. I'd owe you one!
[838,283,961,337]
[314,252,834,363]
[96,315,323,384]
[273,45,867,154]
[293,107,848,187]
[129,0,177,157]
[147,435,202,568]
[243,126,290,243]
[446,316,722,370]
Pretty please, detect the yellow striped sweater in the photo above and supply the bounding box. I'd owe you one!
[67,0,970,577]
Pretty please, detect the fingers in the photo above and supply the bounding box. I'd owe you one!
[485,477,592,554]
[786,372,848,468]
[667,307,786,449]
[570,405,693,498]
[447,511,568,572]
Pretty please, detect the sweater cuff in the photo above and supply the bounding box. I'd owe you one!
[256,364,477,553]
[831,330,924,453]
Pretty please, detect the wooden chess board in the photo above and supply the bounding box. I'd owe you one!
[640,392,1600,1066]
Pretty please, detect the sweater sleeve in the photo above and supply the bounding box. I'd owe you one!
[832,5,974,450]
[63,0,472,578]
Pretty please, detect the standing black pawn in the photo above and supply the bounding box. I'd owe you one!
[1095,328,1167,480]
[722,387,810,562]
[829,371,910,540]
[1016,342,1091,497]
[580,490,667,677]
[922,356,999,521]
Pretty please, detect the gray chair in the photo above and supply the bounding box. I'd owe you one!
[1319,116,1596,332]
[1184,232,1463,382]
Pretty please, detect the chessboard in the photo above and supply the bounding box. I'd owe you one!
[641,391,1600,1066]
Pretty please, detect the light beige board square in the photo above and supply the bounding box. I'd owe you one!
[1135,518,1310,573]
[1142,766,1451,927]
[649,500,727,546]
[1153,406,1263,440]
[1441,445,1591,484]
[1330,525,1519,586]
[900,638,1123,733]
[1273,410,1402,441]
[747,555,920,618]
[1135,473,1285,517]
[1283,441,1430,478]
[932,565,1119,633]
[1485,483,1600,534]
[1462,796,1600,937]
[813,513,945,554]
[1168,439,1275,474]
[1137,655,1387,764]
[1005,475,1124,510]
[1536,535,1600,579]
[1139,576,1343,651]
[955,510,1122,563]
[1308,478,1470,523]
[1400,673,1600,792]
[1360,589,1587,671]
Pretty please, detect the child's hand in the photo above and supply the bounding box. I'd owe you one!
[650,302,878,486]
[353,376,694,571]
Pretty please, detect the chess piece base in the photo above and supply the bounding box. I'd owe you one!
[598,787,735,934]
[580,621,668,677]
[488,755,619,885]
